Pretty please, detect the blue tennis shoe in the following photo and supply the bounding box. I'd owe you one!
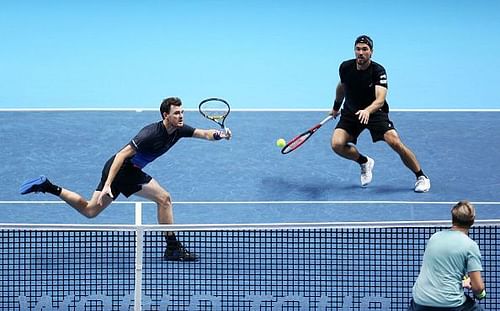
[19,175,49,195]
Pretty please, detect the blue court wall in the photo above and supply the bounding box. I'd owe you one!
[0,1,500,110]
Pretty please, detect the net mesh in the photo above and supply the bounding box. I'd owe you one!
[1,224,498,310]
[0,230,135,310]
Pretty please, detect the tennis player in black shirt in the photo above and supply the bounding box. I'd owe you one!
[19,97,231,261]
[330,35,430,192]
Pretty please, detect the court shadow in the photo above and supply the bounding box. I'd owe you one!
[335,183,411,194]
[260,177,336,199]
[373,184,413,194]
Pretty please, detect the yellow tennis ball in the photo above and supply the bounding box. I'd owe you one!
[276,138,286,148]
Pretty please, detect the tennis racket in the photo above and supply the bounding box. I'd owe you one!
[281,115,333,154]
[198,98,230,129]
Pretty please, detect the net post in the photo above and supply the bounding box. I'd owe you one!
[134,202,143,311]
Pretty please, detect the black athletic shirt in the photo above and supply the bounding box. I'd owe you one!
[127,121,195,168]
[339,59,389,114]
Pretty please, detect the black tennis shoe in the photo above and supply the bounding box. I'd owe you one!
[19,175,51,195]
[164,242,198,262]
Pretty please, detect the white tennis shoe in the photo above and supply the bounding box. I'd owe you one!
[414,176,431,193]
[360,157,374,187]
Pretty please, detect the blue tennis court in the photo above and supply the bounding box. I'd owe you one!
[1,110,499,223]
[1,110,499,310]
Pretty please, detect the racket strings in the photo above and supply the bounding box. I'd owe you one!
[207,114,225,122]
[200,105,229,120]
[199,98,231,128]
[282,133,311,153]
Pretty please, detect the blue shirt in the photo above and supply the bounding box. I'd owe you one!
[412,230,483,307]
[128,121,195,168]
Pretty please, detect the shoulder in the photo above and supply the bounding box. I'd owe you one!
[339,59,356,79]
[136,121,162,136]
[430,229,457,242]
[370,61,387,73]
[140,121,162,131]
[465,235,480,251]
[340,59,356,70]
[178,123,196,137]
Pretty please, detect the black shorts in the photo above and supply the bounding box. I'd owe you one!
[335,111,395,144]
[407,296,484,311]
[96,156,152,199]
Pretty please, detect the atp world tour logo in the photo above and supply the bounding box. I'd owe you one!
[17,293,391,310]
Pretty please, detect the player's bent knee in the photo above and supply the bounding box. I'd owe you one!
[384,134,404,150]
[332,140,347,154]
[332,131,351,153]
[82,201,108,218]
[82,207,100,219]
[157,193,172,208]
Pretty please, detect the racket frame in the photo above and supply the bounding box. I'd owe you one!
[281,115,333,154]
[198,98,231,129]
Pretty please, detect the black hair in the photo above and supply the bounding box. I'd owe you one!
[355,35,373,50]
[160,97,182,119]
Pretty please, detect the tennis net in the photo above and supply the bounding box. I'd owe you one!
[1,221,498,310]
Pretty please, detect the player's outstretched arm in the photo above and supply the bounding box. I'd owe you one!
[193,128,231,141]
[468,271,486,300]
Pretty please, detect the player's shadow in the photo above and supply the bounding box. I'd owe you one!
[261,176,411,200]
[336,183,411,192]
[260,177,336,199]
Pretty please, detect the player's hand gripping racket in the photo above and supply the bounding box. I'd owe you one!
[281,115,333,154]
[199,97,231,139]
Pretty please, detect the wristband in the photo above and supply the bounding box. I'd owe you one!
[475,289,486,300]
[333,100,342,111]
[213,130,222,140]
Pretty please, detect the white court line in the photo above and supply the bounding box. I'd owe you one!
[1,108,500,112]
[1,200,500,205]
[2,219,500,231]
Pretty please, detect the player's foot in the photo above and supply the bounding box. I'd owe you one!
[164,241,198,262]
[19,175,50,195]
[360,157,374,187]
[414,176,431,193]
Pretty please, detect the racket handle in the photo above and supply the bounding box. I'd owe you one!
[213,128,231,140]
[223,128,232,139]
[320,115,334,125]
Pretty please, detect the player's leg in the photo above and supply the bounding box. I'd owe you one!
[134,178,173,225]
[384,129,421,171]
[60,154,120,217]
[135,178,197,261]
[383,129,430,192]
[59,189,113,218]
[19,175,113,217]
[331,128,358,161]
[331,128,374,187]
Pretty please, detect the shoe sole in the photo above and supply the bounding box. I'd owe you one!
[414,188,430,193]
[361,159,374,187]
[163,256,198,262]
[19,175,47,195]
[414,179,431,193]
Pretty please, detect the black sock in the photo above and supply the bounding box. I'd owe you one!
[165,232,178,246]
[415,170,426,179]
[45,181,62,196]
[356,155,368,165]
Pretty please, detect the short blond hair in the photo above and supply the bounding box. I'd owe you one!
[451,200,475,228]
